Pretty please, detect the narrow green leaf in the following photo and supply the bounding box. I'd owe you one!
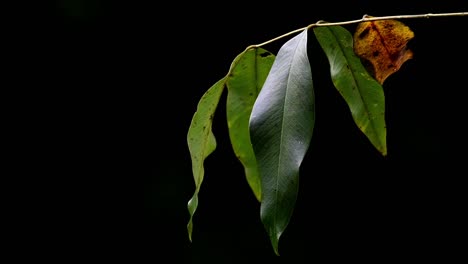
[249,30,315,255]
[314,25,387,155]
[226,48,276,202]
[187,78,226,241]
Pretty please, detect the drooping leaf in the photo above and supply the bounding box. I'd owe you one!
[187,78,226,241]
[249,29,315,256]
[314,25,387,155]
[226,47,276,202]
[353,17,415,84]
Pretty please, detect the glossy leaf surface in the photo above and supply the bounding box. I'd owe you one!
[249,29,315,255]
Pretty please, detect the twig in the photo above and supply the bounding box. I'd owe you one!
[248,12,468,49]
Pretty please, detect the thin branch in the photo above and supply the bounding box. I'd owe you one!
[247,12,468,49]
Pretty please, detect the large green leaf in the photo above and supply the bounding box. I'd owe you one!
[314,25,387,155]
[186,78,226,241]
[226,47,276,202]
[249,29,315,255]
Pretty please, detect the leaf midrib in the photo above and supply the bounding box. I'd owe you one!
[274,38,303,235]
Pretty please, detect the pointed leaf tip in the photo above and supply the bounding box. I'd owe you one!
[186,78,226,241]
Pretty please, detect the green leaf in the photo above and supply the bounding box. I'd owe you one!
[226,47,276,202]
[249,29,315,256]
[314,25,387,156]
[187,78,226,241]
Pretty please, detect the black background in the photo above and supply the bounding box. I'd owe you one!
[40,0,468,263]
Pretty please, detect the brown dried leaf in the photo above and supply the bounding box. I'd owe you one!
[353,17,415,84]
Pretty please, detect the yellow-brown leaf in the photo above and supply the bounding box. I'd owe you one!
[353,18,415,84]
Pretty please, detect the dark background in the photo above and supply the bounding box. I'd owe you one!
[40,0,468,263]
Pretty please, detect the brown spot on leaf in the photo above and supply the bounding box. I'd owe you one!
[358,27,370,39]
